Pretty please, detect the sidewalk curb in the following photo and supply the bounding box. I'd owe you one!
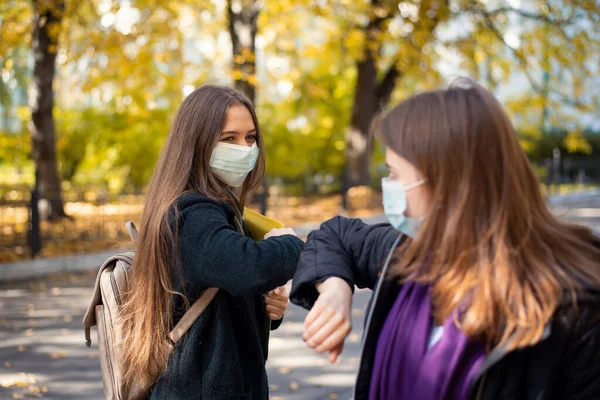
[0,249,118,283]
[547,188,600,205]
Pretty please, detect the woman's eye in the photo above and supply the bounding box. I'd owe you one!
[246,135,257,143]
[221,136,235,142]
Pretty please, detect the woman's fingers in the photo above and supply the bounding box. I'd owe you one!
[315,320,351,353]
[265,295,287,309]
[264,228,297,239]
[265,286,288,319]
[303,278,354,361]
[266,294,288,304]
[267,286,286,297]
[329,343,344,364]
[303,306,335,341]
[304,300,326,329]
[265,305,283,320]
[305,312,344,348]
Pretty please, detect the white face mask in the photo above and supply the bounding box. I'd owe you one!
[381,177,426,238]
[210,142,259,188]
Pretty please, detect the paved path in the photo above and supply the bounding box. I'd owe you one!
[1,191,599,399]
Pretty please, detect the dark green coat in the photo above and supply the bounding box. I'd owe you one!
[150,193,303,399]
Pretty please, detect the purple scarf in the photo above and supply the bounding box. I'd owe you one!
[369,281,486,400]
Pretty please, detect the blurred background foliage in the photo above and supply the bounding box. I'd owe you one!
[0,0,599,206]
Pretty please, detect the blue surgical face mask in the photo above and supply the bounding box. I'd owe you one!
[210,142,259,187]
[381,177,426,238]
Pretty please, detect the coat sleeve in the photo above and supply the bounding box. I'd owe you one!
[290,216,401,310]
[179,202,304,297]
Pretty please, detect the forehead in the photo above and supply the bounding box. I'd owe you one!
[385,148,406,167]
[385,148,420,175]
[223,105,255,130]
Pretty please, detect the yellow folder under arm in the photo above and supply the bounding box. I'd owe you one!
[242,207,285,241]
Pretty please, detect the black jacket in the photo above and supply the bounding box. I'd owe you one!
[290,216,600,400]
[150,193,303,400]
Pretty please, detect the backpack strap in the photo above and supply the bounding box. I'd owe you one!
[166,194,246,345]
[125,221,138,242]
[168,287,219,344]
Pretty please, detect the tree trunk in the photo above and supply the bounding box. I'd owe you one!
[345,0,400,188]
[346,53,378,187]
[344,0,446,188]
[227,0,258,104]
[28,0,67,220]
[345,59,400,187]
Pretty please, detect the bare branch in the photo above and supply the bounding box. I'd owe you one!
[375,60,402,111]
[482,14,592,111]
[458,6,575,25]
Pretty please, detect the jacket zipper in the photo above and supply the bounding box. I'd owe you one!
[475,372,487,400]
[353,236,402,399]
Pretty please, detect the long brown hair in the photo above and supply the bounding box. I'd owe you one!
[374,78,600,351]
[120,85,265,389]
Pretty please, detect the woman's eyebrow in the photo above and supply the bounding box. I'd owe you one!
[221,129,257,135]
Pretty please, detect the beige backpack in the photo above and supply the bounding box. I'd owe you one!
[82,222,218,400]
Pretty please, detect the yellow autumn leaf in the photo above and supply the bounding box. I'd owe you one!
[50,352,67,359]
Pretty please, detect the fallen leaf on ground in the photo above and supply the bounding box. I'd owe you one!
[351,308,364,316]
[349,333,361,343]
[26,385,45,397]
[49,352,67,360]
[17,345,26,352]
[4,362,12,367]
[277,367,291,375]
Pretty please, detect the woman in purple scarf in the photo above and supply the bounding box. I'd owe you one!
[290,78,600,400]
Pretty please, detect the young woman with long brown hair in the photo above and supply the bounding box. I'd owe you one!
[120,85,303,399]
[290,78,600,399]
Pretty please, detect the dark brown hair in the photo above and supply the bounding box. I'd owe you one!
[374,77,600,351]
[120,85,265,388]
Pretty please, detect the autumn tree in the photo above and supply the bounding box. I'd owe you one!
[293,0,600,187]
[343,0,448,186]
[28,0,69,219]
[228,0,259,103]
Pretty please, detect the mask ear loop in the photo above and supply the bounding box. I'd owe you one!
[404,179,426,191]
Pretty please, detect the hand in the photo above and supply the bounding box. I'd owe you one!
[303,277,353,363]
[264,227,297,240]
[265,286,288,320]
